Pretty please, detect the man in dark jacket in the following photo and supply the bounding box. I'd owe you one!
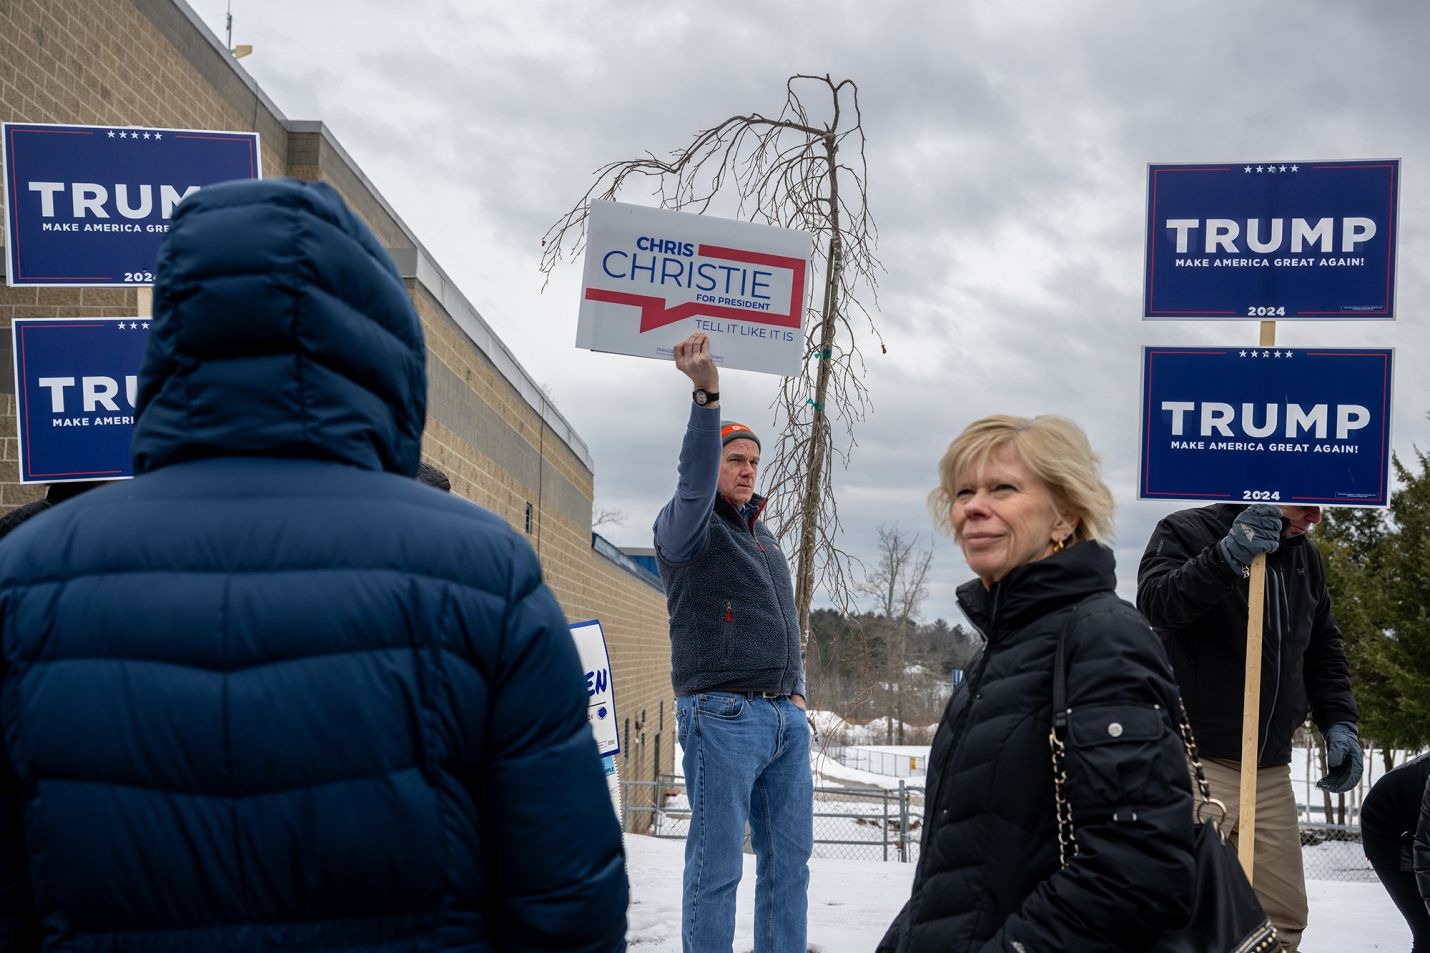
[416,460,453,492]
[1138,502,1360,951]
[0,481,106,541]
[654,332,811,953]
[0,178,627,953]
[1362,752,1430,949]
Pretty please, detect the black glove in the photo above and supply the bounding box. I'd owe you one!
[1218,503,1282,573]
[1317,722,1363,794]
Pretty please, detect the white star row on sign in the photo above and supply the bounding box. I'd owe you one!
[1243,164,1299,173]
[106,130,163,140]
[116,321,150,330]
[1238,350,1293,359]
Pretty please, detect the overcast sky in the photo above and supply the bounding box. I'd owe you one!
[187,0,1430,625]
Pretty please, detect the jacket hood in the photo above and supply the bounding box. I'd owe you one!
[957,540,1117,638]
[132,178,426,476]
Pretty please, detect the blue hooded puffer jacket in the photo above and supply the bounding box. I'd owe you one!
[0,179,627,953]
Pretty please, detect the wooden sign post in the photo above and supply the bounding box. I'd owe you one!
[1237,318,1276,881]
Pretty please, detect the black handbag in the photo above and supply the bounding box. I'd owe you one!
[1049,600,1280,953]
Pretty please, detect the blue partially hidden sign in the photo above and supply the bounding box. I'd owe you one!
[570,619,620,757]
[3,122,260,286]
[1143,159,1399,320]
[1139,346,1393,506]
[11,318,151,483]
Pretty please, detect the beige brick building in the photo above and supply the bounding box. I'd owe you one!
[0,0,675,829]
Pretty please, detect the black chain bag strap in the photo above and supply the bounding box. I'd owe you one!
[1048,596,1280,953]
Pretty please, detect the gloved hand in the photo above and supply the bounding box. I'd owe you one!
[1218,503,1283,573]
[1317,722,1363,793]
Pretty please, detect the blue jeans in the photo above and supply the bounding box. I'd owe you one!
[676,692,812,953]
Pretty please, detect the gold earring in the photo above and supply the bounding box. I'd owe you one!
[1052,536,1065,553]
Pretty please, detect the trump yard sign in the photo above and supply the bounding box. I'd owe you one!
[12,317,151,482]
[3,122,260,286]
[1139,345,1393,506]
[1143,159,1399,319]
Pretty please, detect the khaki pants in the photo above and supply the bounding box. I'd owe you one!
[1200,758,1307,952]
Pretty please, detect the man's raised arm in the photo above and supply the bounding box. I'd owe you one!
[653,333,722,564]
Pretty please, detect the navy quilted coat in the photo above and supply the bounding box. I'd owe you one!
[0,179,627,952]
[880,542,1194,952]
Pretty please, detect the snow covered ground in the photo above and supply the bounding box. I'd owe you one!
[624,832,1410,952]
[638,724,1406,948]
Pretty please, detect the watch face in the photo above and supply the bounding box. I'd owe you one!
[695,390,709,405]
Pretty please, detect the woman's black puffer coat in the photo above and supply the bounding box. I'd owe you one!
[881,542,1195,952]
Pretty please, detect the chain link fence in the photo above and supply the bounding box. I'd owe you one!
[821,745,928,779]
[624,776,923,862]
[1301,824,1371,882]
[623,776,1369,880]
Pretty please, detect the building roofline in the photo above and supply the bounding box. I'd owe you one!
[592,533,664,591]
[127,3,594,472]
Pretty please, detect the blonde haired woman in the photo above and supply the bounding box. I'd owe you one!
[880,415,1196,952]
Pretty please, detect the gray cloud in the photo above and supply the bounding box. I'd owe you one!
[193,0,1430,625]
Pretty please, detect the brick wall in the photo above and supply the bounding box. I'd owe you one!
[574,555,679,796]
[0,0,674,828]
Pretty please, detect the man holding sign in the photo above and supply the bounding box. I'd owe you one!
[1137,503,1361,950]
[654,332,812,953]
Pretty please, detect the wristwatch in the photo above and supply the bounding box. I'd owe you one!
[693,389,719,406]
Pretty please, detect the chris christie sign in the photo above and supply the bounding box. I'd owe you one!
[575,201,812,376]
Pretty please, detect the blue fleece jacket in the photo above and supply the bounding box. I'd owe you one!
[653,404,804,698]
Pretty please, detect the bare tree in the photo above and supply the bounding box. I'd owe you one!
[540,74,882,650]
[858,525,933,744]
[591,505,628,532]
